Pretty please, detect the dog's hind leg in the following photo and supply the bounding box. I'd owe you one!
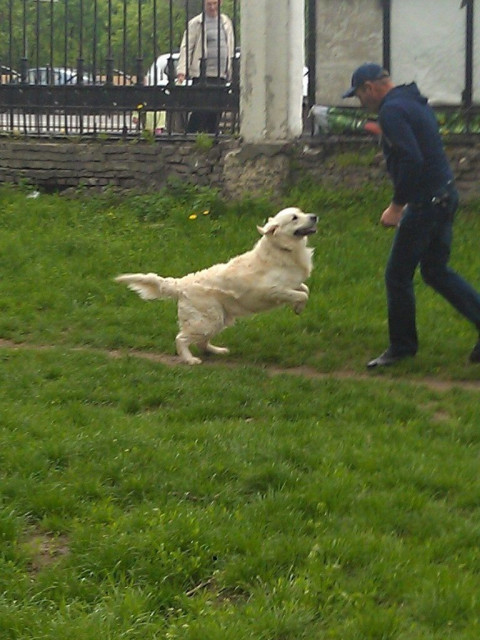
[176,332,229,363]
[196,307,230,357]
[199,341,230,356]
[176,293,226,364]
[175,332,202,365]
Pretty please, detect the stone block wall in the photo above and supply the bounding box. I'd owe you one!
[0,138,239,193]
[1,137,480,202]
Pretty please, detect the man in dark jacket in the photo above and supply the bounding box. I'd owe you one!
[343,62,480,368]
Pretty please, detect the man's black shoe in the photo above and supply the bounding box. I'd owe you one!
[469,340,480,363]
[366,350,412,369]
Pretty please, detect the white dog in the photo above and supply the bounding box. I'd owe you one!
[116,207,317,364]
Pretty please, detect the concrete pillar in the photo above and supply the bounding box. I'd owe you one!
[240,0,305,143]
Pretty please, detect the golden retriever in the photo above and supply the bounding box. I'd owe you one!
[115,207,317,364]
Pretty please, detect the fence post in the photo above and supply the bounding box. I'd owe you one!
[240,0,305,142]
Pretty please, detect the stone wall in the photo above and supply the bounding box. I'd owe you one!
[0,138,240,193]
[292,137,480,203]
[1,137,480,202]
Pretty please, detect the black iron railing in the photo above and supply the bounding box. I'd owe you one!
[0,0,240,138]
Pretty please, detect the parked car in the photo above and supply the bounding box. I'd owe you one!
[0,65,20,83]
[27,66,92,85]
[145,53,179,86]
[145,51,308,96]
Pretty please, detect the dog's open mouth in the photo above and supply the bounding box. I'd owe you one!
[294,225,317,236]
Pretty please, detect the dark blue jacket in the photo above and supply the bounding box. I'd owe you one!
[379,82,453,205]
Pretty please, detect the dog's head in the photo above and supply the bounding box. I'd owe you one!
[257,207,317,247]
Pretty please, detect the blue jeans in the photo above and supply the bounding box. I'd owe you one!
[385,184,480,356]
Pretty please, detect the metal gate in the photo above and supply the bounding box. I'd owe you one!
[0,0,240,138]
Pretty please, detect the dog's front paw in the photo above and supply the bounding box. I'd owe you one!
[183,356,202,365]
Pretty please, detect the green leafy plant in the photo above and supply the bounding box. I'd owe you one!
[194,132,215,152]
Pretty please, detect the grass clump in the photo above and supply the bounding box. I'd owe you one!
[129,178,227,223]
[332,147,379,168]
[194,132,215,152]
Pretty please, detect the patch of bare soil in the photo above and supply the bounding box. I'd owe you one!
[1,338,479,393]
[23,530,70,575]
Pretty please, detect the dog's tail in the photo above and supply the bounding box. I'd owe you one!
[115,273,179,301]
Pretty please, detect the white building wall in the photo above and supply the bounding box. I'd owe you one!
[474,0,480,103]
[314,0,383,106]
[390,0,465,106]
[314,0,470,107]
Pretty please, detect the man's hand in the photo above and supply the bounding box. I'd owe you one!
[176,73,186,84]
[380,203,404,228]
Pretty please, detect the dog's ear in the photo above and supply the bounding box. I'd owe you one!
[257,218,278,236]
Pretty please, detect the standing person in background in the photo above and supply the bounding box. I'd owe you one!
[342,62,480,369]
[177,0,234,134]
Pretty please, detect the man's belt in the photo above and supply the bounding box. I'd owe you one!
[431,180,455,206]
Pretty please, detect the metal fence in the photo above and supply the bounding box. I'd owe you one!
[0,0,240,138]
[2,1,480,141]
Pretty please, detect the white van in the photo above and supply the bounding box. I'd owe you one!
[145,53,179,86]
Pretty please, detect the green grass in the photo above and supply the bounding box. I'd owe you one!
[0,182,480,638]
[1,180,479,379]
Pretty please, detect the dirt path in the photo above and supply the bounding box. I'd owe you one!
[2,338,480,393]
